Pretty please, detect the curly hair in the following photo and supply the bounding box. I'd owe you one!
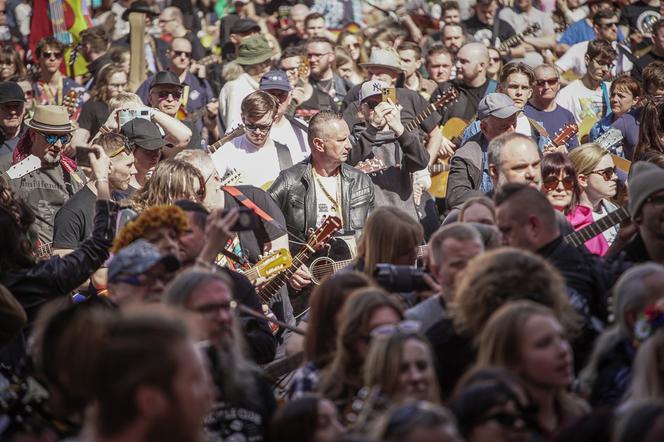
[451,247,580,339]
[112,205,188,253]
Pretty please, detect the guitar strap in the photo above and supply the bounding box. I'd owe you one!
[275,141,294,171]
[223,185,277,224]
[601,82,611,117]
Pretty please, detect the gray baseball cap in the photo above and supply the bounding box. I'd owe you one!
[108,239,180,283]
[478,93,521,120]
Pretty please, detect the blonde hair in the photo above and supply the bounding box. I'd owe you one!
[109,92,144,112]
[356,207,424,277]
[124,159,205,212]
[568,143,609,176]
[364,331,441,404]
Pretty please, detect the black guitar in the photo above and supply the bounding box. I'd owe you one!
[564,206,629,247]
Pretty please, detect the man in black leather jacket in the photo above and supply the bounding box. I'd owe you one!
[268,111,375,242]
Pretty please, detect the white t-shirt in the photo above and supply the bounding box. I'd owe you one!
[270,118,310,164]
[556,79,609,124]
[219,73,260,131]
[313,174,341,228]
[211,135,283,190]
[555,40,633,78]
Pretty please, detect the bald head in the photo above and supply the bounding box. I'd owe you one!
[456,43,489,85]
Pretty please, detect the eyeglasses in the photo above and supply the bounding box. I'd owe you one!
[480,412,525,428]
[39,132,72,145]
[157,90,183,100]
[191,302,233,316]
[535,78,559,87]
[244,121,272,133]
[23,90,33,98]
[371,320,421,338]
[42,51,63,59]
[363,99,381,109]
[542,175,575,191]
[646,195,664,206]
[597,22,618,29]
[589,166,617,181]
[172,50,192,58]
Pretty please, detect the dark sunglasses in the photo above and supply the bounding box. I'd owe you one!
[543,175,575,191]
[535,78,558,87]
[173,50,192,58]
[597,22,618,29]
[363,100,381,109]
[157,90,183,100]
[481,412,524,428]
[40,132,71,145]
[22,90,34,98]
[244,121,272,133]
[589,166,617,181]
[42,51,63,59]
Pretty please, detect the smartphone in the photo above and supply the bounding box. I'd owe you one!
[75,146,97,168]
[382,87,397,104]
[222,207,260,231]
[118,109,152,128]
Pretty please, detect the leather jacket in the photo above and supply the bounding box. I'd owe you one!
[268,159,375,241]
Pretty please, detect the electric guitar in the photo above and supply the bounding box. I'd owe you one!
[498,23,541,52]
[564,206,630,248]
[241,248,293,285]
[308,244,428,285]
[257,216,342,302]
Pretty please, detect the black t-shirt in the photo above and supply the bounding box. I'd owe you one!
[78,99,110,139]
[431,78,495,123]
[342,86,442,134]
[463,15,516,47]
[52,185,96,249]
[620,1,659,33]
[223,185,287,264]
[633,49,664,83]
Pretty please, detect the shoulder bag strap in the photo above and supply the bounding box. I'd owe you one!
[223,185,276,224]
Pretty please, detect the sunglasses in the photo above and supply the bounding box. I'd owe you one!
[597,22,618,29]
[244,121,272,133]
[172,50,192,58]
[543,175,575,191]
[42,51,63,59]
[157,90,183,100]
[535,78,558,87]
[589,166,617,181]
[40,132,72,145]
[363,99,381,109]
[23,90,33,98]
[480,412,524,428]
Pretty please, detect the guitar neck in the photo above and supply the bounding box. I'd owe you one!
[258,248,314,303]
[405,103,436,132]
[243,266,259,284]
[565,206,629,247]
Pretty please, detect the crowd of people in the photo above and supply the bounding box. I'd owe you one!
[1,0,664,440]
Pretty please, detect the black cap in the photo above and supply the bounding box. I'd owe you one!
[150,71,183,89]
[122,0,159,21]
[121,118,166,151]
[0,82,26,104]
[230,18,261,34]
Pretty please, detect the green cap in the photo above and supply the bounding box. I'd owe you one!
[235,34,274,66]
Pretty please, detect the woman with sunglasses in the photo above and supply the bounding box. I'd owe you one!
[477,301,589,436]
[317,288,403,424]
[540,152,580,213]
[451,367,538,442]
[567,143,620,256]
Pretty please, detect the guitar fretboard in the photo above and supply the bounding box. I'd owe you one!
[405,104,437,132]
[564,206,629,247]
[257,248,312,303]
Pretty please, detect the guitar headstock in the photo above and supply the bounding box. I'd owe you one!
[308,216,343,250]
[356,157,387,174]
[219,168,243,186]
[255,249,293,279]
[62,90,79,117]
[198,54,222,67]
[298,56,310,78]
[525,23,541,36]
[595,128,624,152]
[552,122,579,147]
[432,88,459,111]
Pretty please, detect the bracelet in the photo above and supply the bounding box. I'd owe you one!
[96,177,109,183]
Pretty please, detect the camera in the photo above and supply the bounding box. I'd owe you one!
[223,207,259,231]
[373,264,430,293]
[118,108,152,127]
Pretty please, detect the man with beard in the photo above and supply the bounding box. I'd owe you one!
[164,270,277,442]
[441,23,465,58]
[297,37,352,116]
[0,105,83,244]
[0,81,27,160]
[89,311,214,442]
[53,132,137,254]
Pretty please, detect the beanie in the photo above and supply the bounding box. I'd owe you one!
[627,161,664,218]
